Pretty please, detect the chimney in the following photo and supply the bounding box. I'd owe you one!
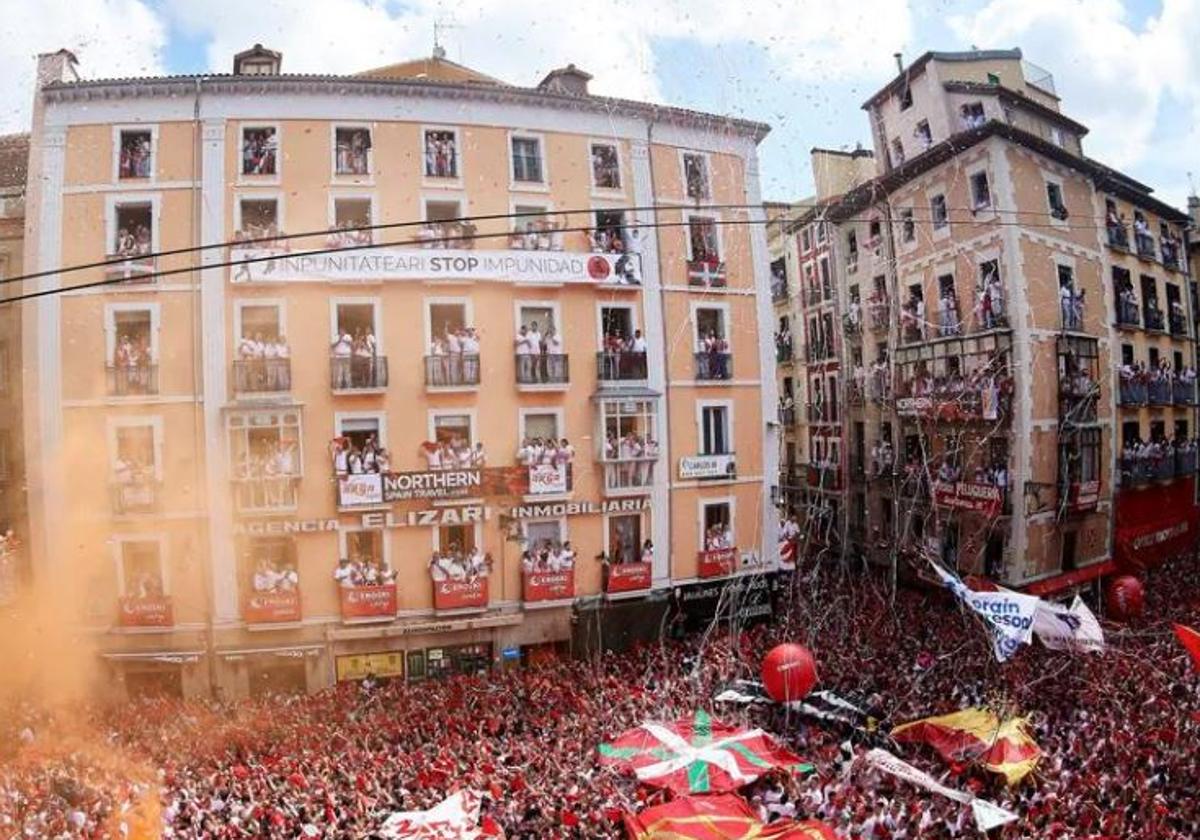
[894,52,904,74]
[537,64,592,97]
[36,49,79,88]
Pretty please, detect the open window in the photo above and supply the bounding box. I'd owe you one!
[109,201,154,281]
[1046,182,1069,221]
[241,535,298,595]
[334,127,372,176]
[228,409,302,512]
[117,129,153,179]
[591,209,628,254]
[900,209,915,243]
[701,501,733,550]
[329,198,373,247]
[694,306,731,379]
[241,126,278,176]
[424,129,459,178]
[236,197,282,245]
[930,194,948,230]
[119,539,164,598]
[682,152,710,199]
[590,142,621,190]
[234,303,290,394]
[970,171,991,210]
[700,404,732,455]
[914,120,932,150]
[331,301,385,390]
[107,307,157,396]
[607,512,645,564]
[111,421,159,513]
[686,215,721,272]
[600,399,659,489]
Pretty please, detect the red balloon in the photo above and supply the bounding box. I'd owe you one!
[762,643,818,702]
[1106,575,1145,621]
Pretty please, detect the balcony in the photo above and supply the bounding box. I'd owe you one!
[933,481,1007,517]
[117,595,173,628]
[596,351,648,382]
[694,352,733,381]
[866,370,891,403]
[332,356,390,392]
[106,364,159,397]
[244,589,302,624]
[1174,380,1196,405]
[1161,240,1182,271]
[806,463,842,490]
[105,253,155,283]
[1135,233,1157,261]
[233,476,300,513]
[896,382,1011,424]
[843,312,861,336]
[422,355,477,390]
[697,547,739,578]
[1118,378,1147,406]
[602,457,657,494]
[1059,377,1099,423]
[775,341,794,365]
[515,354,569,388]
[233,359,291,395]
[777,406,796,426]
[1060,299,1084,332]
[771,279,790,303]
[604,561,652,595]
[867,300,889,332]
[1106,224,1130,250]
[1169,310,1188,337]
[111,480,159,515]
[687,259,727,288]
[526,464,572,497]
[523,569,576,604]
[1115,298,1140,329]
[936,304,962,338]
[1121,457,1151,486]
[432,577,489,612]
[805,342,834,364]
[847,382,864,405]
[1148,379,1172,405]
[1177,448,1198,476]
[1143,306,1165,332]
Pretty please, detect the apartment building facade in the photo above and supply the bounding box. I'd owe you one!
[0,133,28,606]
[17,47,779,699]
[779,49,1196,595]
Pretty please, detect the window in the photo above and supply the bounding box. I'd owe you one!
[425,199,461,224]
[827,374,839,421]
[592,209,627,253]
[1120,344,1134,366]
[1046,182,1068,220]
[331,198,373,246]
[511,135,544,183]
[433,414,474,448]
[521,411,560,441]
[602,400,657,453]
[343,529,385,568]
[1049,126,1064,147]
[113,424,157,479]
[900,209,915,243]
[700,404,731,455]
[702,501,732,550]
[682,153,710,199]
[428,301,470,345]
[108,308,157,395]
[236,197,280,241]
[801,228,812,253]
[334,127,372,176]
[891,138,905,167]
[960,101,985,129]
[590,142,621,190]
[897,85,913,110]
[511,203,562,251]
[694,307,726,345]
[930,194,948,229]
[868,219,882,243]
[424,129,459,178]
[241,126,278,176]
[227,409,302,510]
[524,519,565,553]
[119,540,164,598]
[687,215,720,262]
[816,223,827,244]
[117,129,152,179]
[607,513,643,564]
[600,305,635,347]
[336,415,383,454]
[987,72,1001,85]
[334,301,379,348]
[970,172,991,210]
[111,200,153,258]
[914,120,932,149]
[847,230,859,262]
[242,536,297,592]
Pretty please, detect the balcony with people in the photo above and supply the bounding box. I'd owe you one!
[899,291,927,343]
[429,543,491,612]
[517,438,575,498]
[1168,298,1188,337]
[777,394,796,427]
[1118,364,1148,406]
[230,422,301,514]
[514,324,568,389]
[867,438,895,480]
[931,453,1011,517]
[936,290,962,338]
[521,538,577,604]
[974,261,1008,332]
[107,202,156,283]
[693,334,732,381]
[843,296,862,337]
[599,399,659,495]
[1120,435,1198,487]
[867,289,889,332]
[774,323,794,365]
[697,522,744,578]
[1105,201,1130,250]
[333,535,398,622]
[686,216,726,288]
[1058,268,1085,332]
[893,338,1014,424]
[244,555,302,625]
[1057,337,1100,424]
[596,327,648,384]
[1113,271,1139,329]
[424,327,481,390]
[1057,429,1101,515]
[1134,213,1157,261]
[1175,368,1197,405]
[865,357,891,404]
[602,542,654,595]
[1143,302,1165,332]
[234,333,291,395]
[1160,227,1184,271]
[108,324,158,397]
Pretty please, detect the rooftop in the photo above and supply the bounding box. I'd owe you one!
[862,48,1025,110]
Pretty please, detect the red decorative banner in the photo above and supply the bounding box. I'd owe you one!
[606,562,653,593]
[339,584,397,619]
[697,547,739,578]
[432,578,489,611]
[244,590,302,624]
[118,595,173,628]
[523,570,575,602]
[1068,480,1100,512]
[934,482,1003,517]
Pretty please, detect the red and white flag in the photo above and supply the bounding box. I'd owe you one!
[378,790,503,839]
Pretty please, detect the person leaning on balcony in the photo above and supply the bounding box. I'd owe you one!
[544,328,563,379]
[462,327,481,382]
[331,330,353,388]
[334,558,354,589]
[514,326,533,381]
[253,558,279,593]
[471,442,487,468]
[639,540,654,566]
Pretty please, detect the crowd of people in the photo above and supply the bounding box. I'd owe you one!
[428,544,491,582]
[112,225,153,261]
[4,553,1195,838]
[424,131,458,179]
[117,133,152,179]
[1120,435,1199,483]
[250,556,299,594]
[602,432,659,488]
[329,435,392,477]
[508,218,565,251]
[417,219,479,249]
[520,540,577,574]
[331,327,384,389]
[695,331,731,379]
[333,556,397,589]
[934,456,1010,491]
[515,438,575,468]
[703,522,735,552]
[598,330,649,380]
[325,222,374,250]
[236,332,291,391]
[514,322,566,382]
[242,129,278,176]
[232,439,300,508]
[419,438,486,471]
[1118,359,1197,405]
[428,327,483,385]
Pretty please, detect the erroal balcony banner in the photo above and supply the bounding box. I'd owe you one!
[933,482,1003,517]
[339,584,398,618]
[697,548,739,578]
[433,578,489,610]
[117,595,173,628]
[244,590,302,624]
[606,562,653,593]
[528,464,568,495]
[678,453,737,480]
[229,247,642,285]
[523,570,575,602]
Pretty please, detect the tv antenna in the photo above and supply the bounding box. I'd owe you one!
[433,19,461,61]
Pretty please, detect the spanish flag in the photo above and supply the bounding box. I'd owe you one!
[623,794,841,839]
[1173,624,1200,673]
[892,707,1042,786]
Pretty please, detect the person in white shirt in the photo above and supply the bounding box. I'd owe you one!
[559,541,576,569]
[276,564,298,591]
[471,442,486,467]
[557,438,575,464]
[639,539,654,565]
[429,554,448,582]
[514,326,532,382]
[331,331,353,388]
[347,448,364,475]
[253,559,278,593]
[631,329,647,354]
[330,438,350,476]
[445,327,463,384]
[546,545,564,572]
[544,328,564,380]
[333,558,354,588]
[423,442,442,471]
[456,443,473,469]
[517,437,534,466]
[461,328,481,382]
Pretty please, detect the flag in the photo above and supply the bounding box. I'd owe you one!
[1174,624,1200,673]
[865,748,1019,833]
[892,708,1041,785]
[598,709,813,795]
[931,561,1039,662]
[378,790,499,839]
[1032,595,1106,652]
[622,794,841,839]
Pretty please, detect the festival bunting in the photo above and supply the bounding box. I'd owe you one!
[931,561,1039,662]
[598,710,813,794]
[622,794,841,839]
[864,748,1019,833]
[1032,595,1106,653]
[378,790,501,839]
[891,707,1042,785]
[1174,623,1200,673]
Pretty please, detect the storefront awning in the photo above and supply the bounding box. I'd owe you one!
[217,644,325,660]
[1022,560,1116,597]
[101,650,204,664]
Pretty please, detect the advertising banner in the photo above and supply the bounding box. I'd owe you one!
[230,246,643,286]
[933,482,1003,517]
[528,464,568,495]
[678,453,737,480]
[335,651,406,682]
[337,468,528,507]
[117,595,173,628]
[673,573,777,631]
[606,562,653,593]
[244,590,302,624]
[523,570,575,602]
[338,473,384,507]
[339,584,398,619]
[697,548,739,578]
[1067,480,1100,512]
[433,578,489,611]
